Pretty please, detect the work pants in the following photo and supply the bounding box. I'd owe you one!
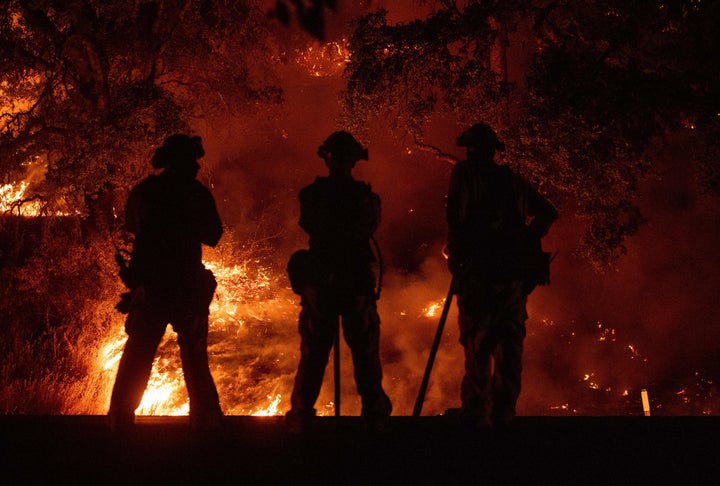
[457,277,527,424]
[289,289,392,417]
[108,294,222,425]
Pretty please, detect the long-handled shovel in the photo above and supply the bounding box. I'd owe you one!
[413,276,456,417]
[334,318,341,416]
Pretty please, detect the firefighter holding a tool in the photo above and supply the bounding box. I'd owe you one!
[286,131,392,433]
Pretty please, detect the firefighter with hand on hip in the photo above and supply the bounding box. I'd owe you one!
[446,123,558,429]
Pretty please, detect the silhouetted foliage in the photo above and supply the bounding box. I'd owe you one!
[0,0,280,218]
[342,0,720,269]
[0,1,283,412]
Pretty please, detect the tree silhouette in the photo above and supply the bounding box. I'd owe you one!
[342,0,720,269]
[1,0,280,220]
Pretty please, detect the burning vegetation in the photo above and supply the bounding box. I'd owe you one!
[0,182,718,416]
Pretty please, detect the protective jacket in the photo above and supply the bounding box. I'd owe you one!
[109,169,223,429]
[299,175,379,295]
[124,172,222,302]
[287,173,391,420]
[447,159,557,285]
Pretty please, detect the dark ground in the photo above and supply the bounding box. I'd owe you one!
[1,415,718,485]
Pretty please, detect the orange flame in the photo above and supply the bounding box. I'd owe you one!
[0,181,42,216]
[99,253,298,416]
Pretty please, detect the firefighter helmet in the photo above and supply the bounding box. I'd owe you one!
[152,134,205,169]
[456,123,505,151]
[318,131,369,161]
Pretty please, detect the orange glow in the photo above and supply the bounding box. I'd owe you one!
[422,299,444,318]
[99,252,301,416]
[137,357,189,416]
[0,181,42,216]
[295,39,349,77]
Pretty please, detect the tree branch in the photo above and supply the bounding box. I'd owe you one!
[412,137,460,164]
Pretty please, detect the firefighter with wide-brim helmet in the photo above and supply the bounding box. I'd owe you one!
[108,134,224,432]
[286,130,392,432]
[446,123,557,428]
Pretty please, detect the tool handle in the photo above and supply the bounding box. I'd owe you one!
[413,276,456,417]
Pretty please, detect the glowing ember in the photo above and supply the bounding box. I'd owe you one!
[549,403,576,413]
[582,373,600,390]
[597,324,616,342]
[422,299,444,318]
[295,39,349,77]
[626,344,646,361]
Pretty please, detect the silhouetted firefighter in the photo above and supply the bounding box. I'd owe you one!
[286,131,392,432]
[108,134,223,432]
[446,123,558,428]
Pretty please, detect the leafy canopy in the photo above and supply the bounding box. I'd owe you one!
[342,0,720,269]
[0,0,280,216]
